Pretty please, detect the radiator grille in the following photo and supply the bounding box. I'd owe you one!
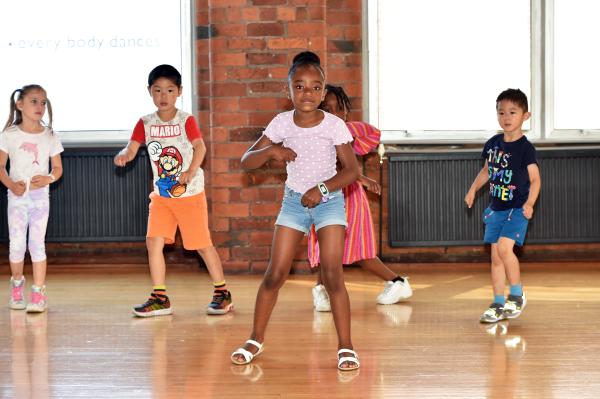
[0,148,150,242]
[388,147,600,247]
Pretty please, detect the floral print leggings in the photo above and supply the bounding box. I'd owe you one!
[7,189,49,263]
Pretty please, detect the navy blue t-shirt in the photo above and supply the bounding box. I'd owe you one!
[482,134,537,211]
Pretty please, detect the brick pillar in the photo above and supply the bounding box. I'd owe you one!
[325,0,363,120]
[195,0,363,273]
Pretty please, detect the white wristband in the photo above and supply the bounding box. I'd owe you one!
[47,174,55,182]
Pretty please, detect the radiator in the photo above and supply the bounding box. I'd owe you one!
[0,148,150,242]
[388,147,600,247]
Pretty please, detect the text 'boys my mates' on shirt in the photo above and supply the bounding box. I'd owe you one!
[482,134,537,211]
[487,146,515,201]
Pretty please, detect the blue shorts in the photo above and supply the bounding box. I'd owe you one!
[275,186,347,234]
[483,206,529,247]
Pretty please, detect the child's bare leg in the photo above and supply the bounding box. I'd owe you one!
[31,260,47,287]
[356,257,397,281]
[317,225,355,368]
[496,238,521,286]
[146,237,166,286]
[315,267,323,285]
[10,261,24,280]
[490,243,506,298]
[197,246,225,283]
[232,226,304,362]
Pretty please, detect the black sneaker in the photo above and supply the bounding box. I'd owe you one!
[132,293,173,317]
[480,302,506,323]
[503,294,527,319]
[207,290,234,315]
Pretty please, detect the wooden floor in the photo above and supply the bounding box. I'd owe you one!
[1,263,600,398]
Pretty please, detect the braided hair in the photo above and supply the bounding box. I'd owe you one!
[322,84,351,115]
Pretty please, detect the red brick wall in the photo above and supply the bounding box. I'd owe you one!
[195,0,363,273]
[191,1,600,273]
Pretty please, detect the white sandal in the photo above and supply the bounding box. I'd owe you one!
[231,339,264,365]
[337,349,360,371]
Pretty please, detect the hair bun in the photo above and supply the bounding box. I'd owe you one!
[292,51,320,66]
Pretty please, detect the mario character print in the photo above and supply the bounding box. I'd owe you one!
[147,141,187,198]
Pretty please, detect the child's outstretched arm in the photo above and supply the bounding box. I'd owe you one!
[240,134,296,170]
[523,163,541,219]
[0,150,26,196]
[114,140,141,167]
[464,161,489,208]
[301,143,358,208]
[178,138,206,184]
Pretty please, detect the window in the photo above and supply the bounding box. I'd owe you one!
[0,0,193,145]
[367,0,600,143]
[550,0,600,133]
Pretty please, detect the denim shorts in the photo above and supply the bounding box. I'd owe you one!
[483,206,529,247]
[275,186,347,234]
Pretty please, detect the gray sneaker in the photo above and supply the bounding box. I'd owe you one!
[9,277,26,310]
[480,303,506,323]
[503,294,527,319]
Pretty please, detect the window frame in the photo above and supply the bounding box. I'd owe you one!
[366,0,600,144]
[57,0,195,148]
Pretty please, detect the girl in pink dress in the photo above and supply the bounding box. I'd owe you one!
[308,85,412,311]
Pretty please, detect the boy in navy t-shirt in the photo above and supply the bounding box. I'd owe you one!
[465,89,541,323]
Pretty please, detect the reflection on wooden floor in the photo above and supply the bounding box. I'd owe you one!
[1,263,600,398]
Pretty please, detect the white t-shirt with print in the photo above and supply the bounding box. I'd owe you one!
[0,125,64,194]
[131,110,204,198]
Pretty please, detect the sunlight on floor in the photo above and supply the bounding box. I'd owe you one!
[454,286,600,301]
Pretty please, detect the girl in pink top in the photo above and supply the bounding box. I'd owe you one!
[308,85,412,311]
[231,52,360,371]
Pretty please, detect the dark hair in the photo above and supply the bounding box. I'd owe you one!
[288,51,325,82]
[3,84,53,131]
[148,64,182,87]
[321,84,351,114]
[496,88,528,112]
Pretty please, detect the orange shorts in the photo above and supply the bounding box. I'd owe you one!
[147,191,213,250]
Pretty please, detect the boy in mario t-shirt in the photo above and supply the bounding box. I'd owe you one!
[114,64,233,317]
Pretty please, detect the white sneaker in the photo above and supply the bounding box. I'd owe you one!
[312,284,331,312]
[376,278,413,305]
[503,293,526,319]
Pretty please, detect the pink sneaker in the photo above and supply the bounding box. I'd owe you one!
[26,286,47,313]
[9,277,26,310]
